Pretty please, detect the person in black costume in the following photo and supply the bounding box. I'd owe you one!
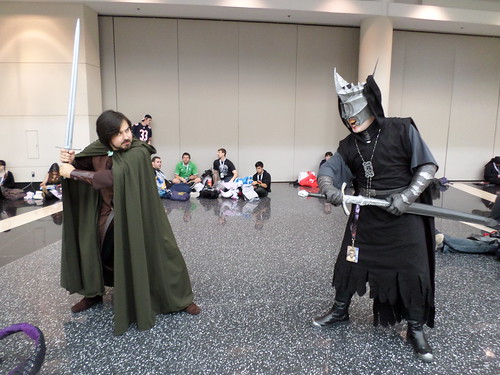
[311,69,438,362]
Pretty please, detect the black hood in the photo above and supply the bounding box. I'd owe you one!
[363,75,385,120]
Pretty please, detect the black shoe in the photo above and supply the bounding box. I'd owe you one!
[311,300,350,328]
[407,320,433,362]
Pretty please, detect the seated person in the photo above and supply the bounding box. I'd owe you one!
[319,151,333,168]
[40,163,62,200]
[152,156,170,198]
[436,231,499,258]
[172,152,201,185]
[484,156,500,185]
[0,160,16,199]
[252,161,271,198]
[213,148,237,183]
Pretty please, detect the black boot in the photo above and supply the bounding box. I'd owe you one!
[311,299,350,328]
[407,320,433,362]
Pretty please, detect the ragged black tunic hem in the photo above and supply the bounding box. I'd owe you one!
[332,265,435,328]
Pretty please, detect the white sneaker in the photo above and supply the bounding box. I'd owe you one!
[221,190,233,198]
[435,233,444,250]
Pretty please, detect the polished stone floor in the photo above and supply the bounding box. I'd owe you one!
[0,182,498,374]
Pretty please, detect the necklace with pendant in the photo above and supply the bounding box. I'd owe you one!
[354,128,381,197]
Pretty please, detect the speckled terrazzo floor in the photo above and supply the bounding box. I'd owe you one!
[0,183,498,374]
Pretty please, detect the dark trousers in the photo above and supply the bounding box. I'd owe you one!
[254,186,268,198]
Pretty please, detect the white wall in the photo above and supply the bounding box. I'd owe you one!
[2,10,499,181]
[389,31,500,180]
[102,16,500,181]
[0,3,101,182]
[101,17,360,180]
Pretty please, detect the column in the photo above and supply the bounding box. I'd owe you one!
[358,16,393,113]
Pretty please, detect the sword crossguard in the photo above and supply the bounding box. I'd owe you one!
[341,182,350,216]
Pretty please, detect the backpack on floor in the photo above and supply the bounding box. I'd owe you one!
[1,187,25,200]
[171,183,192,193]
[199,186,219,199]
[169,191,190,201]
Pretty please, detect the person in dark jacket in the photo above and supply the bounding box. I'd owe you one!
[252,161,271,198]
[484,156,500,185]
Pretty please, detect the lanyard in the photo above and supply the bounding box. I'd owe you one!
[350,204,361,246]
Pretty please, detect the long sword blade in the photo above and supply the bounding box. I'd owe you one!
[64,18,80,150]
[299,189,497,227]
[344,194,497,227]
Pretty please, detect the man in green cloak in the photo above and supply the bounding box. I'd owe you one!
[59,110,200,335]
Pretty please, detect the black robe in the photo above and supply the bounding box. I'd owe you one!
[320,76,438,327]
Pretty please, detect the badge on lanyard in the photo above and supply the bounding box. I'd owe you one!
[346,245,359,263]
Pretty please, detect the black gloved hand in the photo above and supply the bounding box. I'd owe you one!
[318,175,343,206]
[323,185,343,206]
[386,164,437,216]
[385,193,410,216]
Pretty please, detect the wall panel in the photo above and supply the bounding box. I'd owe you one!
[238,22,297,180]
[100,17,500,181]
[113,17,180,174]
[390,32,456,175]
[98,16,117,111]
[446,36,500,179]
[390,31,500,180]
[294,25,359,175]
[178,20,239,174]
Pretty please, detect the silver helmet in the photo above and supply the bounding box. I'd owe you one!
[334,68,373,129]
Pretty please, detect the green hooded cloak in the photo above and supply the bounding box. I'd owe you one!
[61,139,194,335]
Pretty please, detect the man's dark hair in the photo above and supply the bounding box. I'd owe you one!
[218,148,226,156]
[0,160,5,167]
[182,152,191,159]
[96,110,131,146]
[152,156,161,163]
[143,114,152,120]
[325,151,333,158]
[255,161,264,168]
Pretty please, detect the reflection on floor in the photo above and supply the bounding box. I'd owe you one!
[0,183,498,374]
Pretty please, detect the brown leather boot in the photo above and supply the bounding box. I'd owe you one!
[183,303,201,315]
[71,296,103,313]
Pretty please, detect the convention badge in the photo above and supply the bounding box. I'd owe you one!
[346,246,359,263]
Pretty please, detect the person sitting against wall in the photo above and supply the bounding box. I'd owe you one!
[484,156,500,185]
[319,151,333,168]
[251,161,271,198]
[152,156,171,198]
[40,163,63,200]
[172,152,201,186]
[0,160,17,200]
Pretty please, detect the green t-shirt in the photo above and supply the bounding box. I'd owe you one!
[175,161,198,179]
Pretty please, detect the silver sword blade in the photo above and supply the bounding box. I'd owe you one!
[343,194,497,227]
[64,18,80,150]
